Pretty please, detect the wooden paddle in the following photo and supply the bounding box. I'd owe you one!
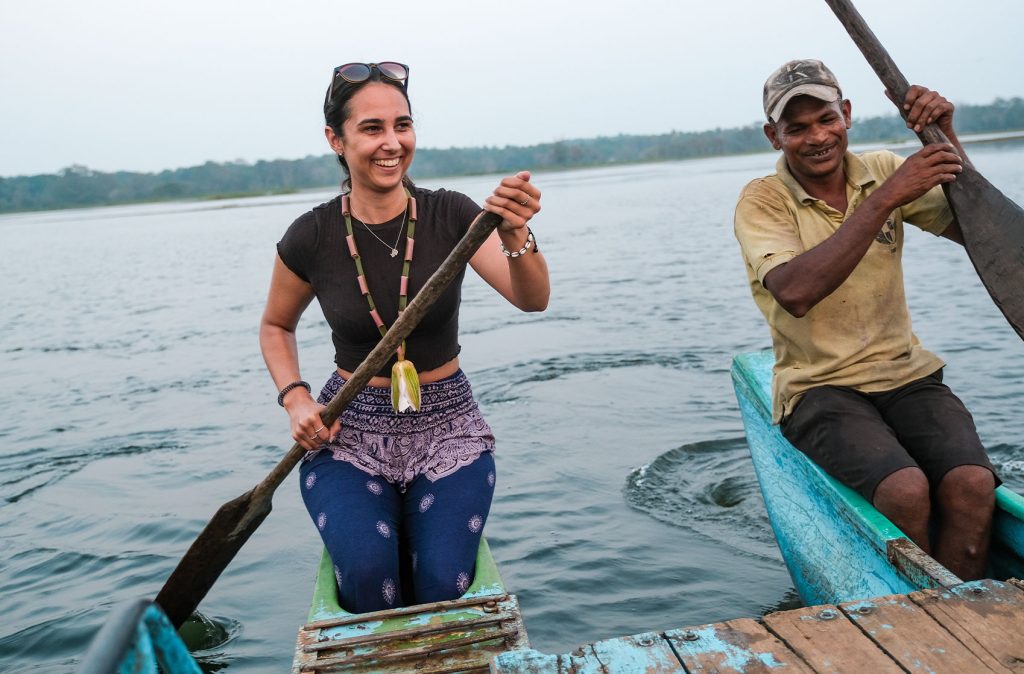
[825,0,1024,341]
[155,210,504,629]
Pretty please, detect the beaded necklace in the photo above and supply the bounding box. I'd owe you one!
[341,189,421,412]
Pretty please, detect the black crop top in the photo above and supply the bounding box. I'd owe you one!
[276,186,481,377]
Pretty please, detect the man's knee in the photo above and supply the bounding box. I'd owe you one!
[937,465,996,514]
[874,467,930,516]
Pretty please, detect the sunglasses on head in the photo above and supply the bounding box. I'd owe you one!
[328,62,409,101]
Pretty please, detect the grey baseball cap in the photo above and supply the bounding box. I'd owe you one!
[763,59,843,122]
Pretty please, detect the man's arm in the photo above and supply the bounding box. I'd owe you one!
[767,88,964,317]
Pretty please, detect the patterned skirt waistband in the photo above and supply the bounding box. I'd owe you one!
[310,368,495,484]
[317,369,479,434]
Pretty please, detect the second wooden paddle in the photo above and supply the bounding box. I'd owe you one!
[826,0,1024,340]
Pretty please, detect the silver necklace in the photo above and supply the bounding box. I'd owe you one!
[352,209,407,258]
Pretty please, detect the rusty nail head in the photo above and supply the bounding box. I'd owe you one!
[638,636,654,647]
[571,648,586,658]
[818,609,837,620]
[857,606,873,615]
[683,631,699,642]
[972,587,985,595]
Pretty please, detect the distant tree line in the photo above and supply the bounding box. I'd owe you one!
[2,98,1022,214]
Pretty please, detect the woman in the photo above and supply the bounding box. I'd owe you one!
[260,62,549,613]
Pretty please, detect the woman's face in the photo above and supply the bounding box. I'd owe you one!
[329,82,415,195]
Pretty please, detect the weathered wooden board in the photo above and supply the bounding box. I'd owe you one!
[493,580,1024,673]
[839,594,1009,673]
[491,633,685,673]
[489,648,562,673]
[909,580,1024,672]
[587,632,686,673]
[665,618,815,673]
[295,593,526,673]
[763,605,902,673]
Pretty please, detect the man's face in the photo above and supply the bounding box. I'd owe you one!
[764,95,852,185]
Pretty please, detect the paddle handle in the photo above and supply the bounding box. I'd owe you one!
[251,210,504,502]
[823,0,951,147]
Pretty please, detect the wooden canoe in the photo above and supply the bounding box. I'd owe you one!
[291,538,529,673]
[732,349,1024,606]
[77,539,526,673]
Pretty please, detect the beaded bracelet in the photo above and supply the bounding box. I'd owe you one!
[277,380,311,406]
[500,228,537,258]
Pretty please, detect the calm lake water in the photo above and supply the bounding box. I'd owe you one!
[3,141,1024,672]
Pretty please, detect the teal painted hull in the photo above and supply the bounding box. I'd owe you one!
[732,349,1024,606]
[77,600,202,674]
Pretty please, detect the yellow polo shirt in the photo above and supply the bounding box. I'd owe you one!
[735,150,953,423]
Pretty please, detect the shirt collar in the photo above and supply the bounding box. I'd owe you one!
[775,151,878,204]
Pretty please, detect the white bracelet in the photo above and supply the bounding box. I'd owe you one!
[499,228,536,258]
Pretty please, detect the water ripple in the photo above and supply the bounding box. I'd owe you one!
[624,438,780,561]
[989,443,1024,492]
[473,349,705,405]
[0,437,186,505]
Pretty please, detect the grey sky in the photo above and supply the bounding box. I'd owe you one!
[2,0,1021,177]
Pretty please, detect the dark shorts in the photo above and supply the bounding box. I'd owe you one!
[780,369,999,503]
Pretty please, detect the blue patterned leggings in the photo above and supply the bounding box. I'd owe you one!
[299,450,496,613]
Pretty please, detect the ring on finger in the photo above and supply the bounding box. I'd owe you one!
[314,425,326,434]
[519,197,529,206]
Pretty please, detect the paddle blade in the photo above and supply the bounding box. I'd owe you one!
[947,166,1024,341]
[155,488,272,628]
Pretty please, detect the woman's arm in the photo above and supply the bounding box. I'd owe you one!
[259,255,340,448]
[469,171,550,311]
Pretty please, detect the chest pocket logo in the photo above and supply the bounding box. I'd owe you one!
[875,216,896,247]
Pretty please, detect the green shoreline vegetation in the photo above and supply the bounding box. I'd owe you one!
[2,98,1022,214]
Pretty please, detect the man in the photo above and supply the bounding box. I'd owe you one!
[734,59,998,580]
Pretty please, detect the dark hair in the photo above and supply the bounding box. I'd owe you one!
[323,69,414,192]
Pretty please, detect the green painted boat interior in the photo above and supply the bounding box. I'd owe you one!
[307,536,505,624]
[295,538,524,672]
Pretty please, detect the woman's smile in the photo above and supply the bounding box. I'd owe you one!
[336,82,417,194]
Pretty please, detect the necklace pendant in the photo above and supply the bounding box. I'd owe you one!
[390,248,399,258]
